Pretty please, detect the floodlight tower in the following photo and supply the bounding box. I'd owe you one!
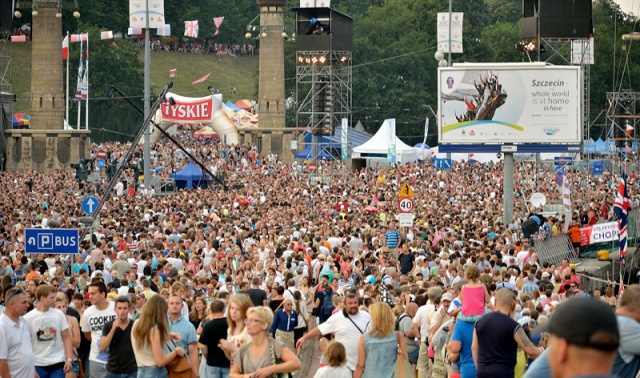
[293,5,352,166]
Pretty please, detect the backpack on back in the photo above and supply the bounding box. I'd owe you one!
[321,291,337,317]
[395,313,410,331]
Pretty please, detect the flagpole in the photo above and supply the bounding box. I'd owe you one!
[85,34,89,131]
[77,38,82,130]
[65,31,69,130]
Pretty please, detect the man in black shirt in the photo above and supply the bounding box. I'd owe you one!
[246,277,268,306]
[99,296,137,378]
[200,300,231,376]
[397,245,415,275]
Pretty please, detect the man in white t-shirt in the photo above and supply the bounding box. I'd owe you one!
[411,287,442,378]
[296,293,371,372]
[24,285,74,377]
[81,282,116,378]
[0,287,35,378]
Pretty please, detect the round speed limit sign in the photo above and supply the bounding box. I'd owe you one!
[398,198,415,213]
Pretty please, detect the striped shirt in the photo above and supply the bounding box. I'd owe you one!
[385,230,401,249]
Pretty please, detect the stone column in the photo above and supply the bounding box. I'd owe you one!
[257,0,286,130]
[30,7,65,130]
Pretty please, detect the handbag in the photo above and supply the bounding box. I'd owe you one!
[166,342,197,378]
[269,338,289,378]
[393,332,416,378]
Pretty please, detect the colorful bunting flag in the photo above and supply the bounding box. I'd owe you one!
[213,17,224,36]
[100,31,114,40]
[70,34,88,43]
[192,72,211,85]
[157,24,171,37]
[169,69,176,78]
[128,27,143,36]
[184,20,199,38]
[62,35,69,59]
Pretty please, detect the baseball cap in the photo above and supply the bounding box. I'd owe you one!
[441,293,454,302]
[534,298,619,351]
[541,272,551,279]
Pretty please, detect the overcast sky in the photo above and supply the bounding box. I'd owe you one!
[618,0,640,16]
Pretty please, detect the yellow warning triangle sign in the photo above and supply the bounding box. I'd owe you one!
[398,182,415,198]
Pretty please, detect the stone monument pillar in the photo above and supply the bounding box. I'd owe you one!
[253,0,293,163]
[30,7,65,130]
[257,0,286,130]
[5,6,90,171]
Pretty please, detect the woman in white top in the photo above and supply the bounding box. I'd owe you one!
[131,296,184,378]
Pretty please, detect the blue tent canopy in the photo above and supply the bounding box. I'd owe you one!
[414,143,430,149]
[295,132,334,159]
[295,126,373,160]
[225,100,240,112]
[169,161,210,189]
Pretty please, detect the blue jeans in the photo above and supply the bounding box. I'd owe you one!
[107,372,138,378]
[137,366,168,378]
[35,365,65,378]
[206,365,230,378]
[408,347,420,365]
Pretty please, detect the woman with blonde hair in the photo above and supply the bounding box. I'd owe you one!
[219,293,253,359]
[354,302,408,378]
[230,306,301,378]
[131,295,184,377]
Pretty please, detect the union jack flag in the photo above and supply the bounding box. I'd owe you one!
[184,20,199,38]
[614,172,631,264]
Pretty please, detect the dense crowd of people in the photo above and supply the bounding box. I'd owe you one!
[137,38,255,57]
[0,132,636,378]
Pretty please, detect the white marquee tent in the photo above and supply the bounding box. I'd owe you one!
[352,119,420,166]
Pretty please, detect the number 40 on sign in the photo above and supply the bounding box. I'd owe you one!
[398,198,415,213]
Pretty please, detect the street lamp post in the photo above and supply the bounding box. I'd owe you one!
[448,0,452,67]
[143,0,151,189]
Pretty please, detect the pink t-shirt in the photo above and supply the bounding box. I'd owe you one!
[461,285,485,317]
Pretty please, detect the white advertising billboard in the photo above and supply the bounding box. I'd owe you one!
[438,63,582,144]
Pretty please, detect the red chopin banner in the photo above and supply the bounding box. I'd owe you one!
[161,97,213,123]
[580,222,618,247]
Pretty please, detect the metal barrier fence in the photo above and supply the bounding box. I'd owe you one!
[532,234,578,267]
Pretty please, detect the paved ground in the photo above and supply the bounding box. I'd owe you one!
[295,317,322,378]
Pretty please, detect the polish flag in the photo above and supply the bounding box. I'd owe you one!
[626,123,634,136]
[62,35,69,60]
